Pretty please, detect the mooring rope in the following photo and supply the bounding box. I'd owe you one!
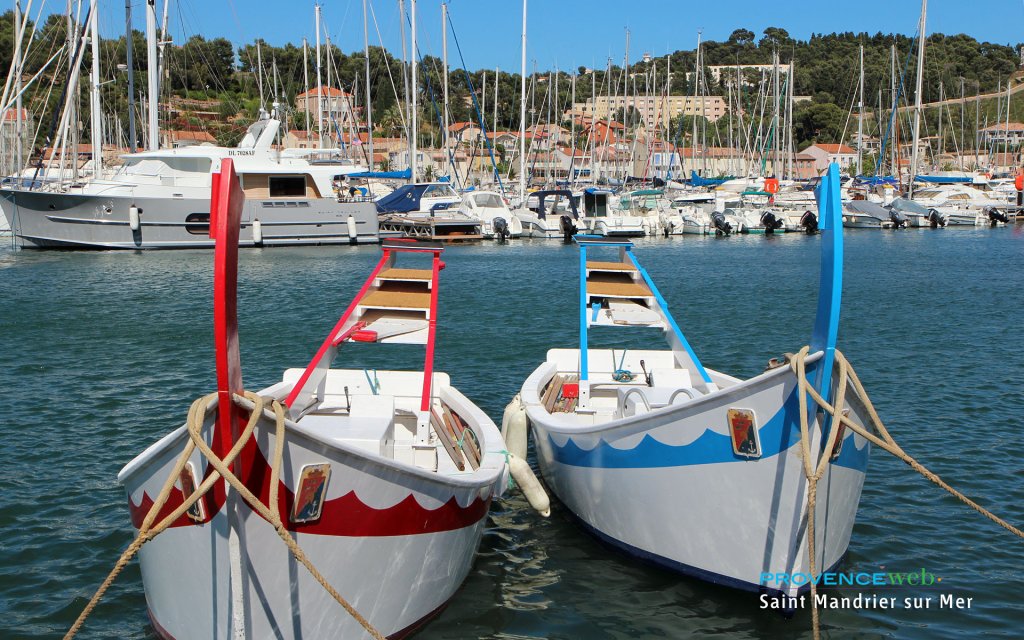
[65,391,385,640]
[789,346,1024,640]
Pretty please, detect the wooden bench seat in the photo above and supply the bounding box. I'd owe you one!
[586,260,636,272]
[378,268,434,281]
[586,273,651,298]
[360,289,432,309]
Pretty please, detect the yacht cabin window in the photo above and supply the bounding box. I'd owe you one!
[269,176,307,197]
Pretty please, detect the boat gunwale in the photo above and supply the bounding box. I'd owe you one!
[117,379,507,493]
[521,350,826,439]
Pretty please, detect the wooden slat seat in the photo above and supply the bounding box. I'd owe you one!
[379,268,434,281]
[586,273,651,298]
[586,260,636,272]
[360,290,431,309]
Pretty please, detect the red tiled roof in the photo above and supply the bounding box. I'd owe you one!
[169,130,216,143]
[810,143,855,154]
[980,122,1024,132]
[297,85,351,99]
[1,108,29,122]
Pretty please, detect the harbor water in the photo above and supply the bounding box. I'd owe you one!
[1,228,1022,639]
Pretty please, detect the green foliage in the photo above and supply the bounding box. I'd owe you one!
[793,102,847,148]
[2,12,1021,154]
[614,106,643,129]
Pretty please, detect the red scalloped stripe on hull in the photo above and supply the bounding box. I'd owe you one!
[129,441,491,537]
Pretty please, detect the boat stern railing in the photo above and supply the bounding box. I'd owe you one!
[573,235,714,411]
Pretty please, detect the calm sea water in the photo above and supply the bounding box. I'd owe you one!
[1,228,1023,639]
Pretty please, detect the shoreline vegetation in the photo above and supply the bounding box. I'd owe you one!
[2,17,1022,155]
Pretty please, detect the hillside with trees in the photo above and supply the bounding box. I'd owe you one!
[2,14,1021,154]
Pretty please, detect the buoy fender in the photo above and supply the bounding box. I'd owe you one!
[509,454,550,517]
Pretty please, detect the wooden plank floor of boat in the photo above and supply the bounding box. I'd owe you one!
[586,273,651,298]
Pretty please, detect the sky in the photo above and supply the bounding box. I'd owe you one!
[31,0,1024,73]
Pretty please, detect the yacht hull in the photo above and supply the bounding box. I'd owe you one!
[0,189,379,249]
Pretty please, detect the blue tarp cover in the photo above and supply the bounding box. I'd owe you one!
[348,169,413,179]
[690,170,733,187]
[915,175,972,184]
[376,184,429,214]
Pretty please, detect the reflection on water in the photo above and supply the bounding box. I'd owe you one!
[1,228,1022,639]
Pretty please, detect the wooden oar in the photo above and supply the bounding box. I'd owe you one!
[429,407,465,470]
[443,406,481,470]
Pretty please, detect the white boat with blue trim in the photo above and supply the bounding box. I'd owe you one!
[517,164,871,598]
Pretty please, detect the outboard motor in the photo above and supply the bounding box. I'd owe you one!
[888,209,907,229]
[493,216,509,242]
[928,208,946,228]
[986,206,1009,225]
[799,210,818,234]
[711,211,732,236]
[759,210,784,235]
[558,214,577,243]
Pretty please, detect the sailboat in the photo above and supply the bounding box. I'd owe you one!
[514,164,871,598]
[119,159,511,638]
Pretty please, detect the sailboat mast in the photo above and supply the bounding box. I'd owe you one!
[124,0,137,153]
[787,60,794,179]
[518,0,527,200]
[909,0,927,197]
[937,81,944,161]
[303,39,311,137]
[410,0,417,181]
[12,0,24,171]
[890,43,896,176]
[570,70,576,183]
[665,54,672,178]
[1005,78,1012,163]
[691,31,700,176]
[315,5,323,147]
[146,0,159,150]
[256,39,264,110]
[772,50,779,176]
[363,0,373,168]
[441,2,448,155]
[14,1,24,170]
[89,0,102,175]
[959,77,965,171]
[857,44,864,176]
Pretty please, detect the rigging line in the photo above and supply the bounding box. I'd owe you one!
[418,53,462,185]
[368,0,408,138]
[878,33,918,176]
[445,8,505,194]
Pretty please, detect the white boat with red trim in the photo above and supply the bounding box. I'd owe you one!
[118,159,510,639]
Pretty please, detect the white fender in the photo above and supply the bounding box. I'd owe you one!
[129,205,140,231]
[501,393,528,460]
[508,454,550,517]
[347,214,358,242]
[252,218,263,245]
